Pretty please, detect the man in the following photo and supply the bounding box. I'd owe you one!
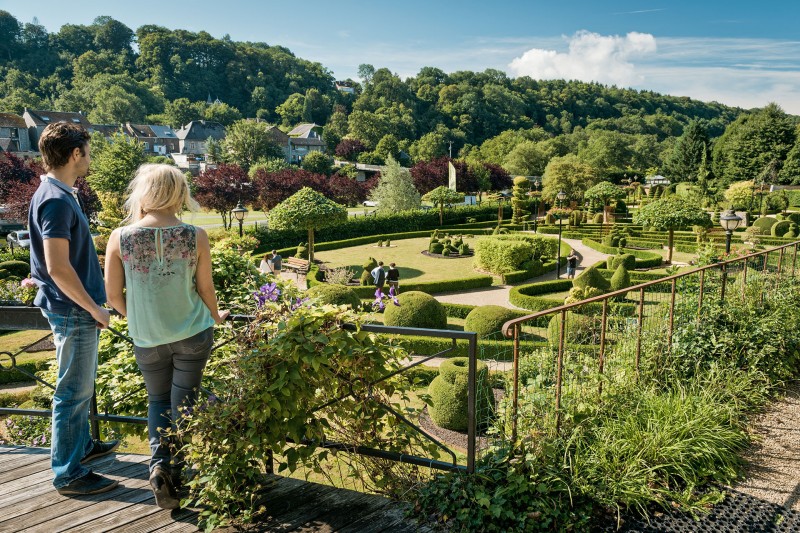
[566,251,579,279]
[29,122,119,496]
[269,249,282,274]
[371,261,386,290]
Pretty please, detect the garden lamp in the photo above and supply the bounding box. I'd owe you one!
[719,210,742,254]
[232,201,248,238]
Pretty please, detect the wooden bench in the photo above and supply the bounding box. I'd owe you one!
[283,257,310,274]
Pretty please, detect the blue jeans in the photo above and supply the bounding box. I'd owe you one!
[134,327,213,473]
[43,307,100,489]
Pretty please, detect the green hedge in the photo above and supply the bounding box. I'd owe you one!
[383,334,545,360]
[581,238,663,268]
[0,360,50,385]
[509,278,638,315]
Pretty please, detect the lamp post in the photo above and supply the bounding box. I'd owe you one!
[720,210,742,254]
[232,201,248,238]
[556,189,566,278]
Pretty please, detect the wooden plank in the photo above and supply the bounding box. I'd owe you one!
[291,490,392,533]
[243,481,348,531]
[103,505,200,533]
[0,445,27,454]
[336,503,423,533]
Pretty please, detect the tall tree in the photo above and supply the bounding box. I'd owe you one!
[583,181,626,222]
[422,186,464,226]
[222,119,284,172]
[663,120,711,183]
[88,132,146,226]
[369,157,421,212]
[193,163,253,229]
[634,197,710,263]
[541,154,598,203]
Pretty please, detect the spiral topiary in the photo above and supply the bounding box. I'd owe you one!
[428,357,494,431]
[464,305,520,338]
[383,291,447,329]
[305,284,361,309]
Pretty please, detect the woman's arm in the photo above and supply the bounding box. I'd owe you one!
[103,229,127,317]
[195,227,229,324]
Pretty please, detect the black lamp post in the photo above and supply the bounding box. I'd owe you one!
[720,210,742,254]
[556,189,566,278]
[232,201,248,238]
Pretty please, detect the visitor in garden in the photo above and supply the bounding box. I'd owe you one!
[387,262,400,293]
[567,251,579,279]
[104,164,229,509]
[28,122,120,497]
[259,252,274,274]
[269,249,282,274]
[371,260,386,289]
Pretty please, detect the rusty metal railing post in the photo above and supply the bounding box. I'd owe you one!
[777,247,784,282]
[90,393,101,440]
[697,269,705,317]
[467,331,477,474]
[635,287,644,377]
[741,256,748,300]
[668,278,676,353]
[598,299,608,396]
[793,244,798,278]
[555,310,566,433]
[511,323,520,445]
[720,262,728,303]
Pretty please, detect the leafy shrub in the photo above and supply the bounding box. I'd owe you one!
[464,305,521,338]
[324,266,355,285]
[546,312,598,345]
[305,284,361,309]
[474,234,557,274]
[428,358,493,431]
[383,291,447,329]
[296,242,309,259]
[564,285,604,305]
[573,266,610,292]
[752,216,778,233]
[210,242,267,311]
[0,261,30,279]
[771,220,792,237]
[360,257,378,285]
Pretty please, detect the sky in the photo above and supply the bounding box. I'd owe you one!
[4,0,800,113]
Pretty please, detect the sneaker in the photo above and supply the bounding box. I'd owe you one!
[57,471,119,495]
[81,439,120,464]
[150,466,180,509]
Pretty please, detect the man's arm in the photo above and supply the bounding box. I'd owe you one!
[44,237,110,328]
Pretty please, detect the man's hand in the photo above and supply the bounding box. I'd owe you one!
[215,309,231,325]
[92,306,110,329]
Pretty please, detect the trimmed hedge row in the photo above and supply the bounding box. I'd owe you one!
[0,359,50,385]
[383,334,545,360]
[509,278,639,315]
[581,238,663,268]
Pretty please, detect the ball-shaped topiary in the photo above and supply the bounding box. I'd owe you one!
[0,261,30,279]
[573,266,610,292]
[771,220,792,237]
[464,305,520,338]
[428,357,494,431]
[429,242,444,254]
[546,312,597,345]
[305,284,361,309]
[753,216,778,233]
[360,257,378,285]
[383,291,447,329]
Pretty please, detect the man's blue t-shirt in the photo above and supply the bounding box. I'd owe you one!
[28,177,105,314]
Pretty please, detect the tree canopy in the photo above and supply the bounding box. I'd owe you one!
[422,186,464,225]
[634,197,711,262]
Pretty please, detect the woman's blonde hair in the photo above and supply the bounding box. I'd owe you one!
[124,164,199,223]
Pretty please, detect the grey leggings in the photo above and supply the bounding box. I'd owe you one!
[134,327,213,473]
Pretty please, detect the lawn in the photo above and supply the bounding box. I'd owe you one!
[314,236,501,284]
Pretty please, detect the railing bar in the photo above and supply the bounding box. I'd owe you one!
[512,323,520,444]
[636,287,644,377]
[598,300,608,396]
[555,310,566,433]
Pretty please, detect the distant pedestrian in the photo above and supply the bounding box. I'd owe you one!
[371,261,386,289]
[387,262,400,294]
[566,251,579,279]
[269,250,282,274]
[259,253,274,275]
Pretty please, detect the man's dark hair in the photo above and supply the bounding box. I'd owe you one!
[38,122,90,171]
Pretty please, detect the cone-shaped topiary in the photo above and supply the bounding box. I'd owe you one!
[428,357,494,431]
[383,291,447,329]
[464,305,520,338]
[610,263,631,300]
[360,257,378,285]
[573,266,610,292]
[305,284,361,309]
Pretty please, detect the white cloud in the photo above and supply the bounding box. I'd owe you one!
[508,30,657,86]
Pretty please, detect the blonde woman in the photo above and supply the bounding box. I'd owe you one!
[105,164,228,509]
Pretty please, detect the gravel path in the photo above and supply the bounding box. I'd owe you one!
[735,381,800,511]
[433,236,610,308]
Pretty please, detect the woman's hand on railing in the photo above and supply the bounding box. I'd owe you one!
[215,309,231,324]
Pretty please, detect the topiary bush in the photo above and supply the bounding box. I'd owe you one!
[753,217,778,233]
[593,212,604,223]
[429,242,444,254]
[305,284,361,309]
[428,357,494,431]
[609,264,631,300]
[771,220,792,237]
[546,312,598,345]
[296,242,309,259]
[464,305,521,338]
[383,291,447,329]
[573,266,610,292]
[0,261,31,279]
[360,257,378,285]
[606,253,636,270]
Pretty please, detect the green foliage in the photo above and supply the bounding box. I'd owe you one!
[609,264,631,296]
[572,266,610,292]
[592,212,604,224]
[723,180,755,210]
[464,305,521,338]
[583,181,625,206]
[753,216,778,232]
[546,312,598,345]
[300,151,334,176]
[295,242,309,259]
[428,358,493,431]
[510,176,530,224]
[634,197,711,231]
[369,156,421,212]
[423,186,465,226]
[770,219,792,237]
[304,283,361,309]
[542,153,598,203]
[581,238,663,268]
[360,256,378,286]
[221,119,284,171]
[473,234,558,275]
[383,291,447,329]
[606,253,636,270]
[0,261,29,279]
[88,131,146,226]
[210,241,267,312]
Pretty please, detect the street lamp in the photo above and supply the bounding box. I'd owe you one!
[720,210,742,254]
[232,201,248,238]
[556,190,567,278]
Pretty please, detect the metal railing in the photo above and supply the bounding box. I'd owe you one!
[0,312,478,474]
[501,240,800,439]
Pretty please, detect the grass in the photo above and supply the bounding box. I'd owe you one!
[179,208,270,228]
[0,330,55,366]
[314,236,500,284]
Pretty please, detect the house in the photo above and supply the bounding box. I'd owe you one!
[335,81,356,95]
[22,108,92,148]
[174,120,225,155]
[127,124,179,155]
[0,113,32,154]
[91,124,129,140]
[287,123,326,164]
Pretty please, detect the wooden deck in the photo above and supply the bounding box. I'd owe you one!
[0,446,429,532]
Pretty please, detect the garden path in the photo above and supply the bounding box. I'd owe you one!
[432,236,610,309]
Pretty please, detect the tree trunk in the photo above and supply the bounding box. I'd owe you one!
[438,204,443,226]
[667,229,674,264]
[308,228,315,263]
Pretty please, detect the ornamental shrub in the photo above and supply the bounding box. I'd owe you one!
[546,312,597,345]
[360,257,378,285]
[593,213,604,223]
[573,266,610,292]
[545,213,555,225]
[464,305,521,338]
[305,284,361,309]
[429,242,444,254]
[753,216,778,233]
[0,261,30,279]
[296,242,309,259]
[610,264,631,298]
[383,291,447,329]
[428,357,493,431]
[474,234,557,274]
[606,254,636,270]
[458,243,470,255]
[771,220,792,237]
[785,229,798,239]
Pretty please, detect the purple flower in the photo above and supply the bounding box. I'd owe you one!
[388,286,400,306]
[254,282,281,309]
[375,288,383,299]
[291,297,310,311]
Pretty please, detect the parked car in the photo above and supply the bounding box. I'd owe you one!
[7,230,30,250]
[362,200,378,207]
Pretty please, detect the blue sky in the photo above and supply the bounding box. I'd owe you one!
[4,1,800,113]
